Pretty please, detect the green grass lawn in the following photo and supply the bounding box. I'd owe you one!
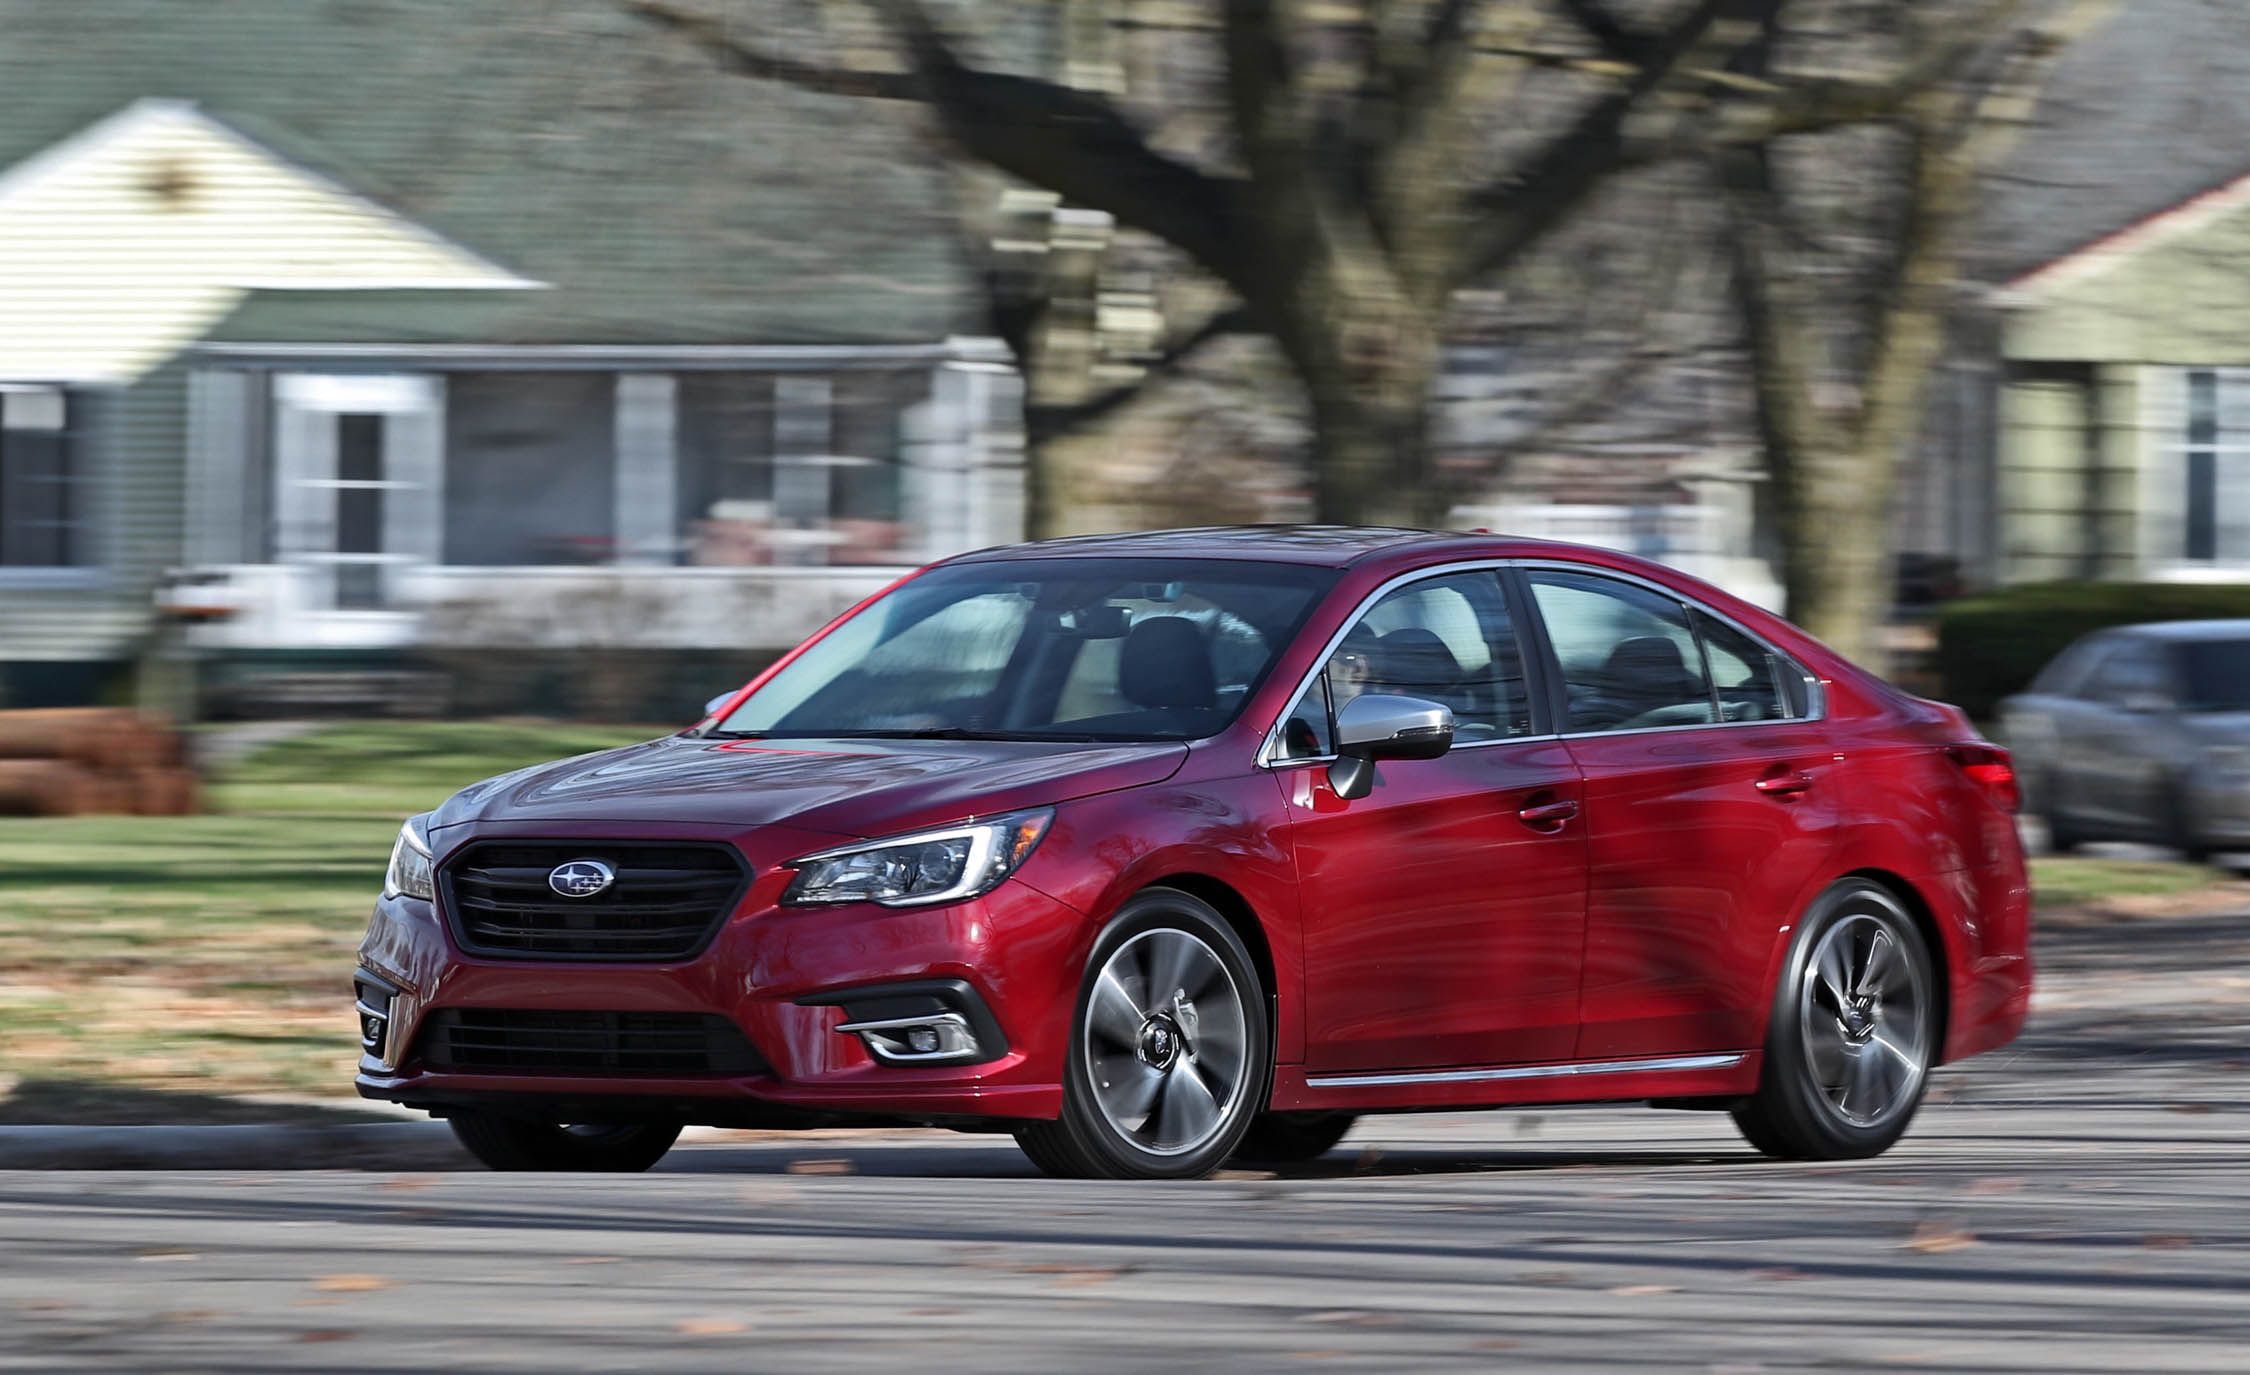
[2,721,2244,1122]
[0,720,654,1120]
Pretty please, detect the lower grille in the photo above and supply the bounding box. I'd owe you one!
[416,1009,765,1075]
[440,841,748,961]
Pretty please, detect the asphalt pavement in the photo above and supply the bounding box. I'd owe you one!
[3,902,2246,1373]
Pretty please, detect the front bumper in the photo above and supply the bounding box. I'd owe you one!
[355,822,1086,1125]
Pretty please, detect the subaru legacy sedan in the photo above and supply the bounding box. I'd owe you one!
[356,527,2029,1179]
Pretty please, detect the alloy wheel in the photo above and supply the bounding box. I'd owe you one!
[1081,927,1251,1156]
[1797,911,1933,1128]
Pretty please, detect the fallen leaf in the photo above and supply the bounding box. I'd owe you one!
[157,1310,223,1325]
[1213,1168,1277,1181]
[2142,1234,2195,1249]
[312,1274,395,1293]
[677,1318,749,1336]
[380,1174,437,1192]
[2168,1103,2216,1115]
[1016,1263,1131,1287]
[562,1256,622,1266]
[1960,1177,2023,1196]
[1607,1284,1677,1297]
[135,1247,198,1263]
[1901,1222,1978,1254]
[297,1330,355,1344]
[784,1158,853,1176]
[1748,1267,1811,1282]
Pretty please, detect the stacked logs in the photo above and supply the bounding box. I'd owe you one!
[0,709,201,817]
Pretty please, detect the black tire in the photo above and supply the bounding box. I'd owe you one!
[1232,1112,1357,1165]
[2039,775,2086,854]
[2167,784,2214,864]
[1733,880,1938,1161]
[1015,888,1270,1180]
[449,1112,682,1172]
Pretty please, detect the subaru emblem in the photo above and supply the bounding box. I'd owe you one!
[548,859,616,898]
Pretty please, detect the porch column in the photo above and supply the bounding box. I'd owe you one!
[613,373,678,566]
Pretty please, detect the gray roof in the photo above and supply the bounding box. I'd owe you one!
[0,0,978,345]
[2095,620,2250,643]
[1977,0,2250,283]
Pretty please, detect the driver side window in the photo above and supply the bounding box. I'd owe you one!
[1275,571,1531,758]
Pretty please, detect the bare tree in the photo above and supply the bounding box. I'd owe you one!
[623,0,1978,527]
[1720,0,2117,662]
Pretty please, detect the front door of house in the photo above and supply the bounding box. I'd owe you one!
[272,373,442,611]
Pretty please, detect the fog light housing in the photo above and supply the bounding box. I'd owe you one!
[353,975,396,1064]
[835,1011,980,1065]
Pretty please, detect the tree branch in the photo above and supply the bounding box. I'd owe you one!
[622,0,920,99]
[1027,305,1257,443]
[1552,0,1656,65]
[882,2,1256,290]
[1456,0,1767,287]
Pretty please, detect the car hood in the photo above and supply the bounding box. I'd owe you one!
[426,734,1192,837]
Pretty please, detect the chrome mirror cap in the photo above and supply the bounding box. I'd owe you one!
[1335,693,1456,760]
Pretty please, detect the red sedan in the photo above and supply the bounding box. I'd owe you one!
[356,527,2030,1179]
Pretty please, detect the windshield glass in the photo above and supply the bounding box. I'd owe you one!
[714,558,1338,741]
[2177,640,2250,712]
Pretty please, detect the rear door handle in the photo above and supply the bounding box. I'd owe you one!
[1755,767,1815,798]
[1518,797,1580,831]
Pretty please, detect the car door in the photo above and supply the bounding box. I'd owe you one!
[1521,568,1838,1061]
[2068,642,2177,836]
[1276,568,1590,1074]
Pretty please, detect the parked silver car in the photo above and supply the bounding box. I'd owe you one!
[1999,621,2250,861]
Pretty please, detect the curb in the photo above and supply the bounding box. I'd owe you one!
[0,1122,471,1171]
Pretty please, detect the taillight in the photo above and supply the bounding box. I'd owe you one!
[1948,743,2020,813]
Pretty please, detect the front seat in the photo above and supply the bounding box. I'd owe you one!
[1596,635,1705,725]
[1119,616,1217,725]
[1370,627,1465,706]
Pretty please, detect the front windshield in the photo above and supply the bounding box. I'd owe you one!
[714,558,1338,742]
[2178,640,2250,712]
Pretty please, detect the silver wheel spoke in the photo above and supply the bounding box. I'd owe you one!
[1805,1019,1851,1085]
[1815,941,1852,1012]
[1858,930,1896,997]
[1088,969,1146,1050]
[1152,1060,1222,1149]
[1091,1049,1163,1126]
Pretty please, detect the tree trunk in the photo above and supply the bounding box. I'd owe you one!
[1769,437,1895,666]
[1290,293,1448,529]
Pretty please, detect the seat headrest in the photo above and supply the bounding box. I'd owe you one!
[1603,634,1696,689]
[1120,616,1217,711]
[1372,627,1463,695]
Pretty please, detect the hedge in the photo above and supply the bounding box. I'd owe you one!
[1935,581,2250,719]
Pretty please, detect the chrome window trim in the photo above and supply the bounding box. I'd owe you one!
[1255,557,1826,769]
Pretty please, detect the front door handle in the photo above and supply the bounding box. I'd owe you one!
[1518,796,1580,832]
[1755,767,1815,798]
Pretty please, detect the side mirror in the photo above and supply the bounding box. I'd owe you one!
[1327,694,1455,800]
[703,692,736,719]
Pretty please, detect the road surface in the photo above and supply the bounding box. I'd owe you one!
[3,903,2246,1372]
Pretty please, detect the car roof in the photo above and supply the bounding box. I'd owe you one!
[945,525,1581,569]
[2100,619,2250,643]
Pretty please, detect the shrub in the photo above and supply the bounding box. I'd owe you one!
[1936,581,2250,718]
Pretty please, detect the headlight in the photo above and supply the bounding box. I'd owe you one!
[383,814,435,902]
[782,810,1053,908]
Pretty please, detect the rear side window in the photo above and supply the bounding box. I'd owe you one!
[1529,572,1715,732]
[1693,609,1801,722]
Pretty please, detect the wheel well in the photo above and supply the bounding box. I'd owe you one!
[1144,873,1277,1012]
[1842,867,1953,1063]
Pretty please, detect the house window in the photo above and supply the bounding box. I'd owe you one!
[0,386,80,567]
[2187,369,2219,561]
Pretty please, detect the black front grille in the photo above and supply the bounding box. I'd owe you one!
[416,1009,765,1075]
[440,841,748,961]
